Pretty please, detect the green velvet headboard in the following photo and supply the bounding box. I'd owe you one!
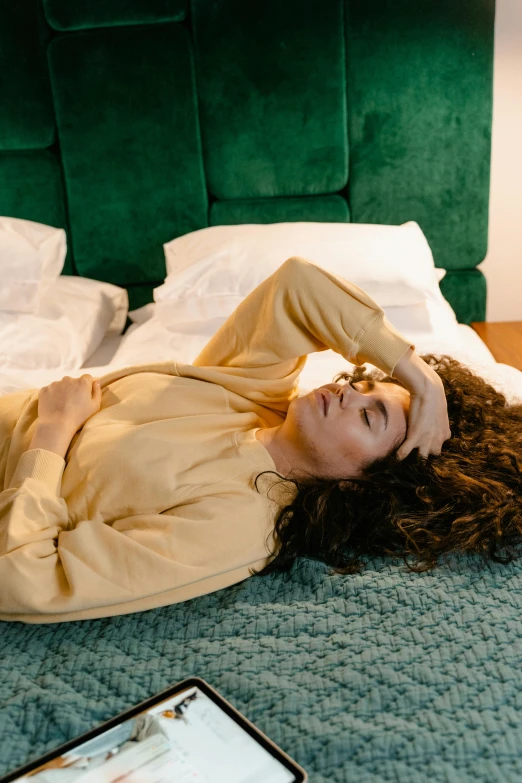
[0,0,494,325]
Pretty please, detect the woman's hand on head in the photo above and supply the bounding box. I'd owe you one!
[37,374,103,434]
[392,347,451,460]
[396,374,451,460]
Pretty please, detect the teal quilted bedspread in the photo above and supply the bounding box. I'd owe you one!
[1,554,522,782]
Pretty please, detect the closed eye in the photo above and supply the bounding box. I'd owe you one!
[350,381,371,429]
[351,380,386,431]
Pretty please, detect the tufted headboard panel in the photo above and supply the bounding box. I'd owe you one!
[0,0,494,323]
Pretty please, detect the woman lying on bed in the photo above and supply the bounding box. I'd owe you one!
[0,256,520,624]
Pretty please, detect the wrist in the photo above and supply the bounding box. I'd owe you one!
[392,347,431,393]
[29,420,76,460]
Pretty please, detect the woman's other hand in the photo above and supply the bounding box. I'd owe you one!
[37,374,102,434]
[392,347,451,460]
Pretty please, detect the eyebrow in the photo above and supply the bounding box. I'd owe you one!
[364,380,389,431]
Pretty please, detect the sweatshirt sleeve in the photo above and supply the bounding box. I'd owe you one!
[0,449,271,624]
[191,256,414,412]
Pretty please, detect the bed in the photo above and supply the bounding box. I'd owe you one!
[4,1,522,781]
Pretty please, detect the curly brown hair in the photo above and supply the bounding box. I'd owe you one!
[251,354,522,577]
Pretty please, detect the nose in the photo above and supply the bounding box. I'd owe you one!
[327,381,362,409]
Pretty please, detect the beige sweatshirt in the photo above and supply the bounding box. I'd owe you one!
[0,257,414,624]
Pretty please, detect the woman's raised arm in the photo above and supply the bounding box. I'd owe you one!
[191,256,414,414]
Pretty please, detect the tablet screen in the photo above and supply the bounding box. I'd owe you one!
[13,685,298,783]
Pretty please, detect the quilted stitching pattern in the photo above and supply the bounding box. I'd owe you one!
[1,554,521,781]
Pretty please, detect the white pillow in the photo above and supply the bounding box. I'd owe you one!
[0,276,128,371]
[127,302,156,325]
[157,221,447,328]
[0,216,66,313]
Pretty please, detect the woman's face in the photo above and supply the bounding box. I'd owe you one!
[283,378,411,479]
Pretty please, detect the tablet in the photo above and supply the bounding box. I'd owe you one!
[1,676,307,783]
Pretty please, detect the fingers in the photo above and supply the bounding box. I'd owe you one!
[397,432,446,460]
[82,374,101,397]
[59,374,92,383]
[397,444,442,462]
[395,445,409,461]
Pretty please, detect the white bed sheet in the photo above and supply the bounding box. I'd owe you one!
[1,303,522,405]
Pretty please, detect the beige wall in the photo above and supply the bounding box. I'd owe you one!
[479,0,522,321]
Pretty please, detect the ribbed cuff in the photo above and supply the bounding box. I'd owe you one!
[355,313,415,377]
[9,449,66,496]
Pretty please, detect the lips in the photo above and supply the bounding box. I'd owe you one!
[315,390,330,416]
[323,392,330,415]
